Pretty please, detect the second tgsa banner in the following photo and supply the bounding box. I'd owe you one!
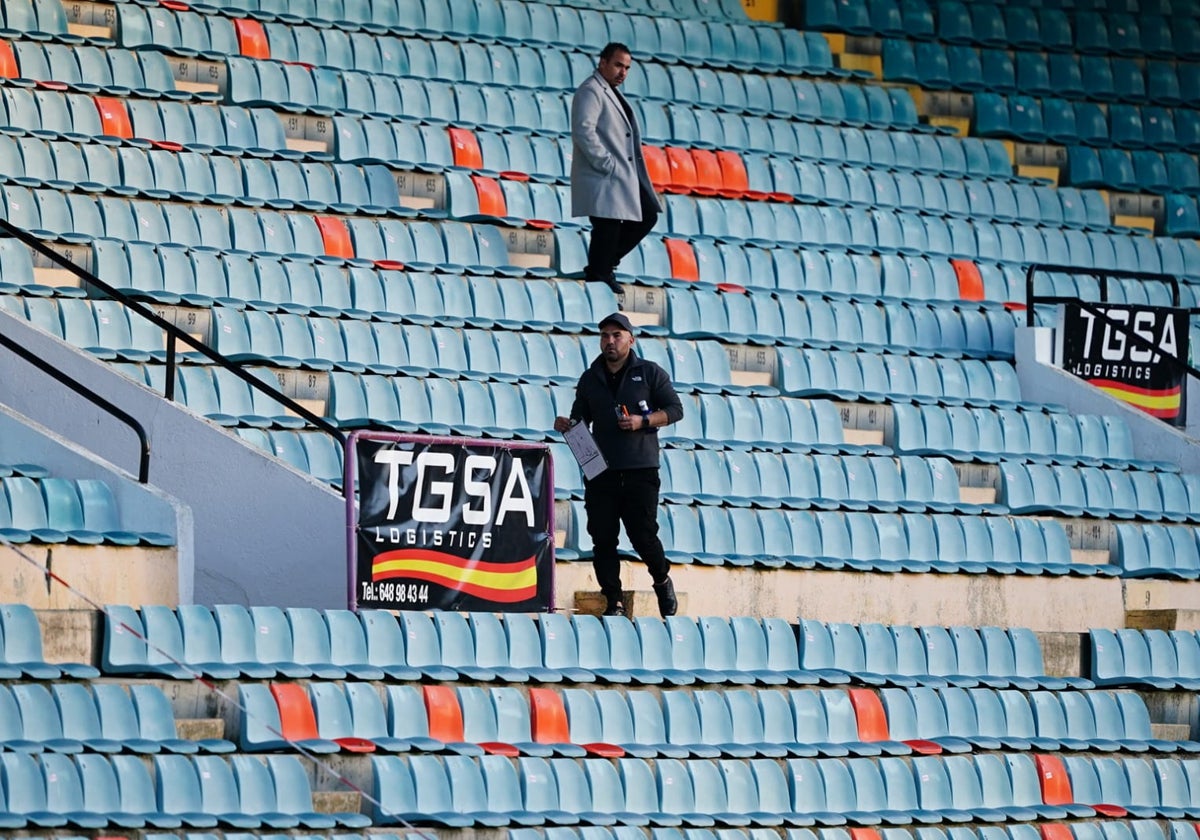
[1057,302,1189,427]
[352,434,554,612]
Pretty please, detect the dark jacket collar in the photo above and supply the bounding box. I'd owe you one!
[589,350,644,383]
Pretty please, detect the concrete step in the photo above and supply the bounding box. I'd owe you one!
[621,288,665,325]
[177,718,227,742]
[39,608,102,668]
[959,486,997,506]
[1124,579,1200,615]
[1126,609,1200,631]
[1114,215,1156,233]
[1151,722,1193,741]
[1144,690,1199,739]
[1035,631,1087,683]
[574,587,688,618]
[314,790,362,816]
[929,116,969,136]
[1016,163,1059,185]
[1013,141,1066,174]
[1109,192,1164,224]
[913,89,973,119]
[838,53,882,78]
[1069,547,1112,568]
[844,427,886,447]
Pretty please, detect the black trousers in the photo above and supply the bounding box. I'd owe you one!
[584,467,671,603]
[585,189,660,281]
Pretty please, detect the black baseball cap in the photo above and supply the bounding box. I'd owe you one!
[598,312,635,334]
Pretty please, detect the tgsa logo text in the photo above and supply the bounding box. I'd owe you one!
[373,450,535,526]
[1079,307,1180,364]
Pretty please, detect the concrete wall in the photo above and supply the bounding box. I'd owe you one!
[1123,579,1200,614]
[6,542,181,610]
[553,561,1127,632]
[0,308,347,608]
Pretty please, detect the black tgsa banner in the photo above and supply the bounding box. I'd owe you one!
[352,435,554,612]
[1057,301,1189,427]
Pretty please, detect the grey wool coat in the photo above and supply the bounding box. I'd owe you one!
[570,71,662,221]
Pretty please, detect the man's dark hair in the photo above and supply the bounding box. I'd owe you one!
[600,42,631,61]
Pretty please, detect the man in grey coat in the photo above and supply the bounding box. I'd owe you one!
[570,43,663,295]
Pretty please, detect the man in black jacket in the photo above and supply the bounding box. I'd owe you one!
[554,312,684,617]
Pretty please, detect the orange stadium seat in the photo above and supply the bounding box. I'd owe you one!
[530,687,623,758]
[718,150,766,199]
[952,258,986,301]
[1039,827,1076,840]
[665,146,698,194]
[424,684,516,755]
[689,149,724,196]
[0,42,16,78]
[233,18,270,59]
[471,175,508,219]
[422,684,467,744]
[94,97,132,138]
[642,145,670,191]
[665,238,699,282]
[448,127,484,169]
[314,216,354,259]
[528,687,569,744]
[1033,754,1081,808]
[1036,753,1129,816]
[846,687,890,742]
[270,682,340,753]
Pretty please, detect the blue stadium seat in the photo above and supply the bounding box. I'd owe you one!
[8,682,90,753]
[68,684,152,755]
[98,605,183,679]
[262,753,366,827]
[94,752,173,829]
[113,684,227,757]
[314,684,398,754]
[148,752,229,828]
[230,604,311,679]
[0,751,59,826]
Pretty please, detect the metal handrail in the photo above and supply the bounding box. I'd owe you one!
[1023,262,1183,322]
[0,219,347,451]
[0,328,152,482]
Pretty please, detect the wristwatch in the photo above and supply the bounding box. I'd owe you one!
[641,410,652,430]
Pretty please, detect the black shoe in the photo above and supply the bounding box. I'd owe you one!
[603,600,626,617]
[585,270,623,295]
[653,578,677,617]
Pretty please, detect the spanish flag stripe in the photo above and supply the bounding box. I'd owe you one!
[1087,378,1180,399]
[1092,383,1181,412]
[372,550,537,596]
[1098,390,1180,415]
[373,548,535,575]
[373,557,538,590]
[378,566,536,603]
[1095,384,1178,408]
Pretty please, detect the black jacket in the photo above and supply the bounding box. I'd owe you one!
[569,352,684,470]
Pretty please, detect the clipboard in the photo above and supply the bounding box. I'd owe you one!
[562,421,608,479]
